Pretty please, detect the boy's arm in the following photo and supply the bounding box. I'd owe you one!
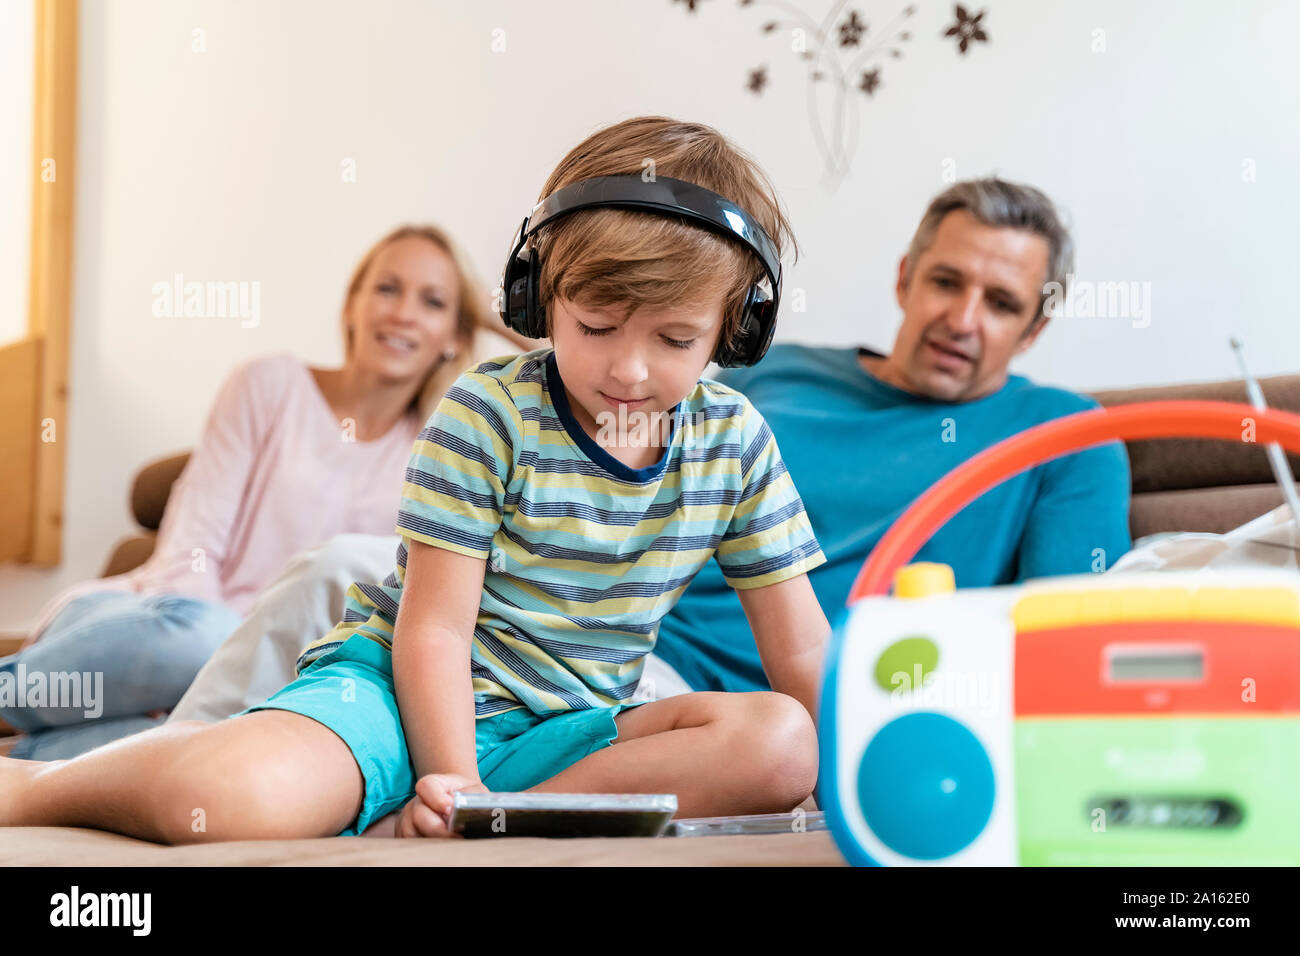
[736,573,830,726]
[388,368,521,784]
[390,538,488,782]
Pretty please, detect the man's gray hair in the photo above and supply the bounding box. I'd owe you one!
[903,178,1074,328]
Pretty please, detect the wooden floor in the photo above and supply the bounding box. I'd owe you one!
[0,827,846,866]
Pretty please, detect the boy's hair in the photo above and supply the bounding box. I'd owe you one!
[531,116,797,354]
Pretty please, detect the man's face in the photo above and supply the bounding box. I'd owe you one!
[881,209,1051,402]
[550,296,724,443]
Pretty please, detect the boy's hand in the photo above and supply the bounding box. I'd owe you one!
[394,773,488,839]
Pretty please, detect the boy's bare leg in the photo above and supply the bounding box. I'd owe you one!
[0,710,365,844]
[359,691,815,838]
[526,691,817,817]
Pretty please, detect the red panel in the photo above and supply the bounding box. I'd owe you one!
[1014,621,1300,716]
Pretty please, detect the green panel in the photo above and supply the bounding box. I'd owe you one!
[1014,717,1300,866]
[872,636,940,692]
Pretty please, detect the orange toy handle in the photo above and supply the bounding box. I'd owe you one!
[847,400,1300,603]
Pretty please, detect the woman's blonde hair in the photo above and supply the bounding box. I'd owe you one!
[340,224,495,420]
[531,116,797,354]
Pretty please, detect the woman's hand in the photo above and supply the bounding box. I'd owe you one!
[393,773,488,839]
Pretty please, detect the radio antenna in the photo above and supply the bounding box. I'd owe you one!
[1229,337,1300,527]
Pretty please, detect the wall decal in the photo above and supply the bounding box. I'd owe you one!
[943,4,990,54]
[674,1,990,186]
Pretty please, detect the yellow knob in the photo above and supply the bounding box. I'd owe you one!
[893,562,956,599]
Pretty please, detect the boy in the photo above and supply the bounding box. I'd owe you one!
[0,117,831,842]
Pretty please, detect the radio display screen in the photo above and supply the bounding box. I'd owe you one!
[1108,649,1204,682]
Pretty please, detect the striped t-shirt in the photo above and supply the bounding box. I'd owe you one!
[295,347,826,718]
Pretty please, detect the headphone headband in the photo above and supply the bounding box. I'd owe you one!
[501,174,783,367]
[523,175,782,293]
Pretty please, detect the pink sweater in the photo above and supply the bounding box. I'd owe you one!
[29,354,422,639]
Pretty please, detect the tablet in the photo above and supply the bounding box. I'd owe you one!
[447,792,677,838]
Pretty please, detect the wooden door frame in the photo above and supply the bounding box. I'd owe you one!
[24,0,78,565]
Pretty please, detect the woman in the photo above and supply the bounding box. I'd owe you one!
[0,224,525,760]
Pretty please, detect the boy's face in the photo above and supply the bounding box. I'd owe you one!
[550,296,725,443]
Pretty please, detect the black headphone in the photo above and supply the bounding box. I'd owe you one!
[500,175,783,368]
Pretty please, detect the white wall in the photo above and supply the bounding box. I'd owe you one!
[3,0,1298,630]
[1,0,33,344]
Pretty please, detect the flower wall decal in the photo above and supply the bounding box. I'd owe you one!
[838,10,867,45]
[943,4,989,54]
[676,2,992,185]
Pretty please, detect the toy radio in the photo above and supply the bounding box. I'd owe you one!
[820,401,1300,866]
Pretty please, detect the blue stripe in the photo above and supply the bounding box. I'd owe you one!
[740,420,773,476]
[445,383,514,449]
[475,697,520,716]
[477,627,591,710]
[513,492,739,525]
[355,583,400,620]
[415,430,503,479]
[739,458,788,502]
[397,511,494,552]
[724,539,824,578]
[523,573,695,604]
[404,467,501,512]
[531,635,647,664]
[724,498,807,539]
[499,525,723,563]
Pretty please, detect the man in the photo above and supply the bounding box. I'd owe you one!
[650,178,1132,694]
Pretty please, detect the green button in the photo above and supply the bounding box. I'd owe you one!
[874,636,940,693]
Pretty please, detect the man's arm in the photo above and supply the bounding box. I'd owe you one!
[1014,436,1132,580]
[390,538,488,782]
[735,573,831,725]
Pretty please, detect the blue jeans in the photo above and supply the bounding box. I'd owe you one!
[0,591,241,760]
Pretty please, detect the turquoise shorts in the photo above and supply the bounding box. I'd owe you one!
[235,633,641,836]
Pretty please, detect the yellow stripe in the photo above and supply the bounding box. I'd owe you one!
[1012,585,1300,631]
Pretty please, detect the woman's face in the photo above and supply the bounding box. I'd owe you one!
[346,235,463,382]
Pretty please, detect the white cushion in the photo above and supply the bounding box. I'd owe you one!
[169,533,692,724]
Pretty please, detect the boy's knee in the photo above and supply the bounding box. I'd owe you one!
[154,744,298,844]
[744,692,819,810]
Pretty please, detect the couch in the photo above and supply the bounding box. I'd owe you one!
[90,373,1300,575]
[3,371,1298,865]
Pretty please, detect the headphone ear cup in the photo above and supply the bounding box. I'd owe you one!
[715,286,773,368]
[747,293,778,365]
[526,248,545,339]
[502,244,532,335]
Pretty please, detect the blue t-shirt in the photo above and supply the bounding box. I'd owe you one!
[653,344,1132,693]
